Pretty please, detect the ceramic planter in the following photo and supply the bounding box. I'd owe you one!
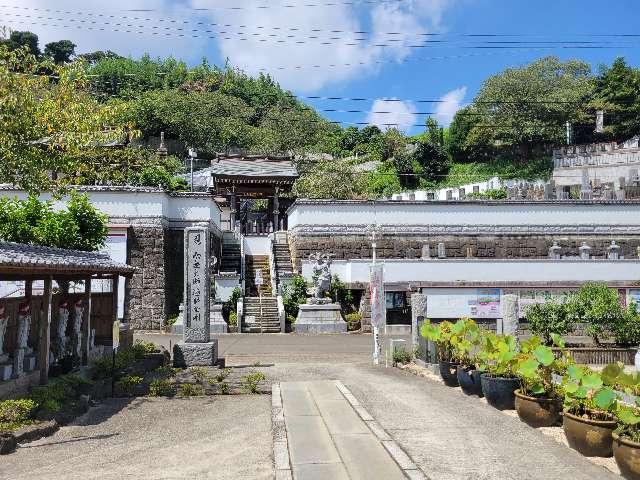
[438,361,460,387]
[613,432,640,480]
[514,390,562,428]
[456,366,483,397]
[480,374,519,410]
[563,411,615,457]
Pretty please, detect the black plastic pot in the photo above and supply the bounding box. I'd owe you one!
[457,366,484,397]
[480,373,520,410]
[438,361,460,387]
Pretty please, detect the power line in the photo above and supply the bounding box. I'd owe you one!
[5,10,638,51]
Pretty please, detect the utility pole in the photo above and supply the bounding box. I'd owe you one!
[188,148,197,192]
[367,224,382,365]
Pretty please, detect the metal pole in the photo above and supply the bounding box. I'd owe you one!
[190,156,194,192]
[371,229,380,366]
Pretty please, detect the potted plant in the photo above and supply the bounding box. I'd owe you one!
[561,365,618,457]
[612,404,640,480]
[451,318,484,397]
[421,320,459,387]
[477,332,520,410]
[514,333,567,427]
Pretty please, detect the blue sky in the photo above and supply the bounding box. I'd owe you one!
[3,0,640,135]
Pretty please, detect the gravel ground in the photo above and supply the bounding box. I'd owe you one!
[2,396,272,480]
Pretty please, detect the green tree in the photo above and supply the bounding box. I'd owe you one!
[425,117,444,147]
[0,46,129,193]
[293,159,368,199]
[7,31,40,56]
[566,283,624,345]
[593,57,640,142]
[467,57,595,161]
[44,40,76,64]
[0,193,107,251]
[411,140,450,187]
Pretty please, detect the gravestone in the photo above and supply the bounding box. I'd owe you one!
[209,303,228,333]
[437,242,446,259]
[421,244,431,259]
[607,241,621,260]
[548,241,561,260]
[173,227,218,367]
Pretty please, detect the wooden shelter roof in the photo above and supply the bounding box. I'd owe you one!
[0,241,135,278]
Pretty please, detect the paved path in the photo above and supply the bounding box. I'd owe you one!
[279,380,408,480]
[265,362,619,480]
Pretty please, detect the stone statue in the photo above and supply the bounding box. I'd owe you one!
[308,253,333,304]
[0,306,8,363]
[73,300,84,357]
[16,305,31,352]
[55,302,70,360]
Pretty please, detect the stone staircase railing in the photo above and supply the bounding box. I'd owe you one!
[277,295,286,333]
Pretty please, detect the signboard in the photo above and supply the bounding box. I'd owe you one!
[369,264,385,328]
[112,320,120,351]
[184,228,210,343]
[255,269,264,286]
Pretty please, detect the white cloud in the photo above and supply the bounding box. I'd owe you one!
[0,0,205,60]
[366,99,417,132]
[435,86,467,126]
[189,0,456,92]
[1,0,457,92]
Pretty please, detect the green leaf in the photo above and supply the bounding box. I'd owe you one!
[617,407,640,425]
[564,381,579,394]
[593,388,617,410]
[517,358,539,378]
[530,383,546,395]
[601,363,623,385]
[550,333,565,348]
[533,346,555,367]
[582,374,603,391]
[566,364,584,381]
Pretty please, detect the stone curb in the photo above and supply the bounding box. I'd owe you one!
[335,381,429,480]
[272,383,292,479]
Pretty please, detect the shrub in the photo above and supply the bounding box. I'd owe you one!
[329,275,354,311]
[525,301,574,346]
[421,320,455,361]
[516,333,569,397]
[0,399,37,431]
[344,312,361,331]
[132,340,157,359]
[218,382,230,395]
[561,365,617,420]
[149,379,174,397]
[214,368,231,383]
[449,317,482,366]
[189,367,209,384]
[29,374,93,413]
[178,383,204,397]
[566,283,624,345]
[241,372,266,394]
[614,302,640,345]
[392,347,412,365]
[476,332,519,378]
[228,312,238,327]
[282,276,308,319]
[116,375,143,396]
[223,287,242,321]
[155,365,180,378]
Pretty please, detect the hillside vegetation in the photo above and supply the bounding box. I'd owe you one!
[2,29,640,197]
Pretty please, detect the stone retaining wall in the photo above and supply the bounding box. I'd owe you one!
[289,233,640,272]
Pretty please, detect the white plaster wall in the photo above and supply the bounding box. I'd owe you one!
[0,188,221,227]
[244,235,271,255]
[288,201,640,229]
[215,275,241,302]
[301,259,640,285]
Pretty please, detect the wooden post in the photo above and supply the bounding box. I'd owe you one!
[273,187,280,233]
[112,275,120,346]
[38,277,52,385]
[81,277,92,365]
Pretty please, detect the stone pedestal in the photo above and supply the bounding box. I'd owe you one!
[209,304,228,334]
[411,294,427,351]
[12,348,25,378]
[171,304,184,335]
[295,304,347,334]
[23,354,37,372]
[173,341,218,368]
[499,294,519,336]
[0,363,12,381]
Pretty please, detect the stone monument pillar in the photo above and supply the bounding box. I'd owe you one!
[437,243,446,259]
[499,294,519,337]
[411,294,427,352]
[174,227,218,367]
[421,244,431,260]
[209,302,228,333]
[548,241,561,260]
[579,242,592,260]
[0,306,12,381]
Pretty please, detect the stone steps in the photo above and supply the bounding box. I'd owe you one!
[242,295,281,333]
